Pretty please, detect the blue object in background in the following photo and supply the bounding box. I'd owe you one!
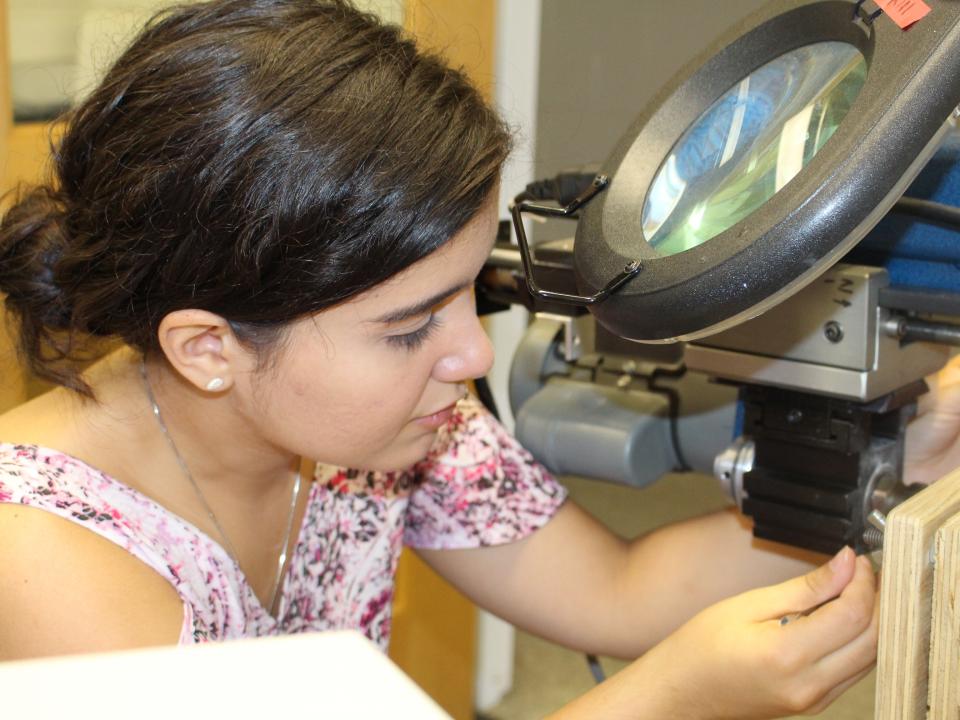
[847,132,960,291]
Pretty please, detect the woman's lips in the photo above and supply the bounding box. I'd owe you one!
[414,402,458,430]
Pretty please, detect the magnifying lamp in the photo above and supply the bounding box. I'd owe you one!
[512,0,960,343]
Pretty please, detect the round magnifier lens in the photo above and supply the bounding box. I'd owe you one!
[642,41,867,257]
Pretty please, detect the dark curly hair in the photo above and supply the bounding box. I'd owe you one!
[0,0,510,395]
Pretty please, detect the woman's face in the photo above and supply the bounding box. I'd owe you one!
[245,201,499,471]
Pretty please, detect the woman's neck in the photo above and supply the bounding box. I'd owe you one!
[137,351,299,498]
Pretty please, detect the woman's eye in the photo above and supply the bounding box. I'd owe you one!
[386,315,441,351]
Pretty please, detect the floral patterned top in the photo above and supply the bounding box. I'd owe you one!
[0,397,566,649]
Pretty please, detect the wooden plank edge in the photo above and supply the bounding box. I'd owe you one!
[927,511,960,719]
[876,468,960,719]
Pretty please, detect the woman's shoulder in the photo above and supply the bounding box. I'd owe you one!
[0,437,187,659]
[0,359,188,660]
[0,496,184,660]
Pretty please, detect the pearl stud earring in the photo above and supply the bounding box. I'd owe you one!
[205,377,225,392]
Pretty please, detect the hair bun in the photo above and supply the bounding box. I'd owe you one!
[0,186,71,327]
[0,186,79,387]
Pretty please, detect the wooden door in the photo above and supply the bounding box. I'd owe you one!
[0,0,28,411]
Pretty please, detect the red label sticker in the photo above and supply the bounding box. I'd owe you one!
[874,0,932,29]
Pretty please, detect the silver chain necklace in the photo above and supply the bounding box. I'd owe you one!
[140,361,301,615]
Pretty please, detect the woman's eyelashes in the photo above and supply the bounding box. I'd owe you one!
[386,314,442,351]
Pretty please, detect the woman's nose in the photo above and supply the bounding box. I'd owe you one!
[434,313,494,383]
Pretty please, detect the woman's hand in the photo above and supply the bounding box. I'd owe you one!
[634,546,877,719]
[905,354,960,487]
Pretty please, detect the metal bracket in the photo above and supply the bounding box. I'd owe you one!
[509,174,643,306]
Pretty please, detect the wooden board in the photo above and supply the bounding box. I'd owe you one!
[928,510,960,719]
[389,549,477,720]
[0,121,65,406]
[404,0,495,99]
[0,0,28,411]
[0,0,9,168]
[876,467,960,719]
[2,122,60,196]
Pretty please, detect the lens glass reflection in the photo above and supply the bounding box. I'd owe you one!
[642,42,867,257]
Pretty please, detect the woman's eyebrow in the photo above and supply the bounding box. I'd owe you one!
[371,282,470,324]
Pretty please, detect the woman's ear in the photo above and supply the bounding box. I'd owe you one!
[156,309,248,392]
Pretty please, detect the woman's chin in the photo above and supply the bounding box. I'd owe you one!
[354,432,440,473]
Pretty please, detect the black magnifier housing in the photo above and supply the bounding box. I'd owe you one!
[513,0,960,343]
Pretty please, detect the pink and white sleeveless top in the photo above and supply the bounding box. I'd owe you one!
[0,398,566,649]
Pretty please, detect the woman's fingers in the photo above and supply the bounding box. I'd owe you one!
[781,554,877,660]
[806,596,879,714]
[647,550,878,719]
[744,545,857,622]
[906,355,960,485]
[808,578,880,681]
[771,560,878,714]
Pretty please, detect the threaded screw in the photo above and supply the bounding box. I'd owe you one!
[863,527,884,549]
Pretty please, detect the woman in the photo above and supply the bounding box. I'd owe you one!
[0,1,953,716]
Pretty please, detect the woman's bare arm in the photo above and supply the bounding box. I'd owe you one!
[0,504,183,660]
[419,502,821,657]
